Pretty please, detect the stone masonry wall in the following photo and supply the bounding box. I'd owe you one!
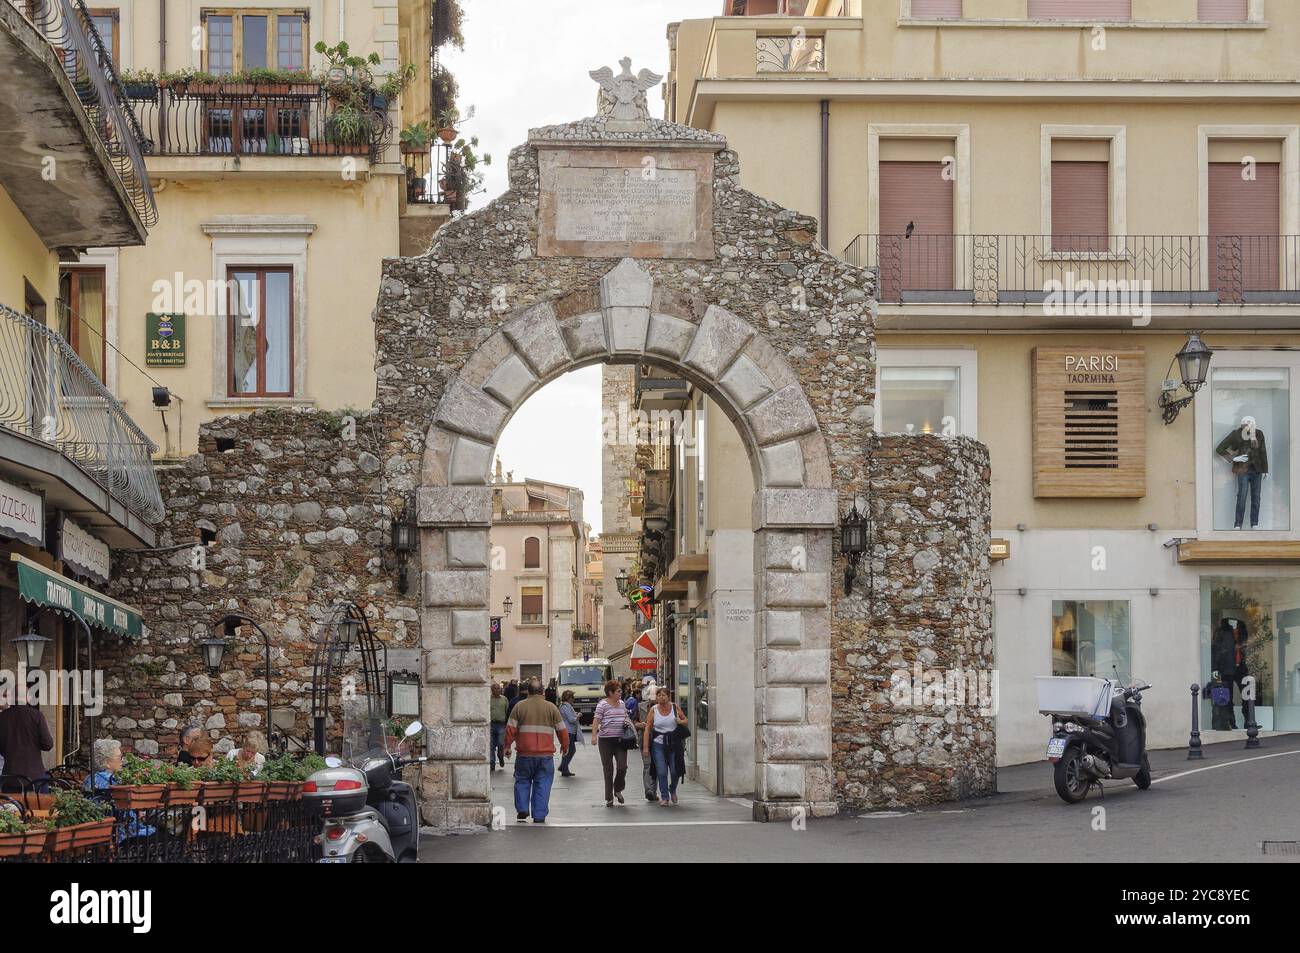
[99,410,419,759]
[833,434,996,808]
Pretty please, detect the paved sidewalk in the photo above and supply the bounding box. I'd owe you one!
[491,729,753,826]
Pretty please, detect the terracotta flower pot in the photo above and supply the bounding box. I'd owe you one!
[0,828,48,857]
[164,784,200,806]
[236,780,267,804]
[438,127,457,143]
[47,819,115,854]
[109,784,167,810]
[198,781,238,803]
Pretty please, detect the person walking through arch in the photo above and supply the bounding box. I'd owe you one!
[504,677,568,823]
[642,686,689,806]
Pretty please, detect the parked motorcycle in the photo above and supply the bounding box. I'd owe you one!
[1039,675,1152,803]
[305,719,426,863]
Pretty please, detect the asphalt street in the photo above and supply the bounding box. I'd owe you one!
[420,734,1300,862]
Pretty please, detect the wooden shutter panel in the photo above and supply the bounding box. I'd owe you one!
[1029,0,1131,17]
[1032,347,1145,498]
[911,0,963,16]
[1209,161,1280,296]
[1051,161,1109,253]
[524,536,541,568]
[1198,0,1248,20]
[878,160,954,299]
[521,587,543,621]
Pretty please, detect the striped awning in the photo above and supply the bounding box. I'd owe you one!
[11,553,143,639]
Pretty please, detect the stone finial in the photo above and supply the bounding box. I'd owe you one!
[589,57,662,124]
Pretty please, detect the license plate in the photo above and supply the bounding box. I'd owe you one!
[1046,737,1068,759]
[318,856,348,864]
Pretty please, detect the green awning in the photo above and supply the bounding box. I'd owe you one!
[11,554,143,639]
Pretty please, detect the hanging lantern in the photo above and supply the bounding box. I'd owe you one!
[840,500,869,595]
[14,629,51,670]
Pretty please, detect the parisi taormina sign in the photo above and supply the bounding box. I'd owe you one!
[1064,352,1121,384]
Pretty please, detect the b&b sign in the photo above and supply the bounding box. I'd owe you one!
[146,313,186,366]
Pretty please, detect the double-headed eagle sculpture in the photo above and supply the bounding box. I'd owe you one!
[590,57,663,122]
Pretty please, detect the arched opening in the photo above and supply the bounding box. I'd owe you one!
[416,259,839,825]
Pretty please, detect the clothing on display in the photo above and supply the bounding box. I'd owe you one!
[1216,416,1269,529]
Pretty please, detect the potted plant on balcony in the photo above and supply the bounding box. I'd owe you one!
[197,755,244,803]
[440,136,491,213]
[165,762,201,806]
[400,121,433,154]
[259,753,306,801]
[44,789,115,854]
[0,807,48,858]
[109,753,170,810]
[436,107,464,144]
[119,68,159,102]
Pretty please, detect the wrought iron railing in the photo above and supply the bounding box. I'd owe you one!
[843,234,1300,305]
[17,0,157,227]
[401,141,453,205]
[0,302,163,525]
[123,83,393,161]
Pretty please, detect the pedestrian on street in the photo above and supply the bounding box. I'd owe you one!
[504,679,518,702]
[504,677,568,823]
[558,690,583,777]
[592,680,634,807]
[544,678,558,705]
[643,687,689,806]
[489,683,509,770]
[507,679,528,717]
[0,683,53,792]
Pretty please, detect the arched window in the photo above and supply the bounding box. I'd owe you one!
[524,536,541,569]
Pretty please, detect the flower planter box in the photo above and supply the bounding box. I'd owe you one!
[0,828,48,858]
[264,781,304,801]
[236,781,267,804]
[198,781,238,803]
[310,141,371,157]
[164,784,200,806]
[122,82,159,102]
[46,819,115,854]
[109,784,167,810]
[400,143,428,155]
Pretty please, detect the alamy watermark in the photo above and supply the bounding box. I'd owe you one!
[1043,273,1152,327]
[0,664,104,716]
[889,663,999,716]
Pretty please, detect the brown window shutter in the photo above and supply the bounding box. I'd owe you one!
[524,536,541,569]
[878,160,954,299]
[911,0,963,16]
[1209,161,1280,296]
[1032,347,1145,498]
[1051,161,1109,253]
[1029,0,1131,17]
[521,587,543,622]
[1198,0,1248,20]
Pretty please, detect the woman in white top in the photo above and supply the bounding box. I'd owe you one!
[225,729,267,776]
[641,687,688,805]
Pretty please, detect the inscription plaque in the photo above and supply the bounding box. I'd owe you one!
[553,167,697,245]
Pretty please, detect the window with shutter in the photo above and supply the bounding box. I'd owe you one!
[1198,0,1248,20]
[520,587,544,625]
[1209,160,1281,298]
[1051,161,1110,253]
[1028,0,1131,18]
[878,160,955,299]
[1032,347,1146,498]
[524,536,541,569]
[911,0,962,16]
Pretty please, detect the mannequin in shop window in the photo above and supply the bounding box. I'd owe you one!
[1209,616,1250,730]
[1215,416,1269,530]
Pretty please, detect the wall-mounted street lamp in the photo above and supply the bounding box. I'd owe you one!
[615,568,629,596]
[389,494,417,594]
[840,498,869,595]
[13,627,51,671]
[1159,331,1213,425]
[502,596,513,618]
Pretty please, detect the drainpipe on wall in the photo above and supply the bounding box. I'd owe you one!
[339,0,346,45]
[819,98,830,250]
[158,0,166,71]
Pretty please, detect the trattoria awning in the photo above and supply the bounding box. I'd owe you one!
[11,553,143,639]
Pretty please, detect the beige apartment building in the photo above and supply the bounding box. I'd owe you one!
[487,470,590,686]
[1,0,163,766]
[55,0,452,458]
[669,0,1300,764]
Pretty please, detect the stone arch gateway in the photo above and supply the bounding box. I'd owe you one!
[370,102,995,826]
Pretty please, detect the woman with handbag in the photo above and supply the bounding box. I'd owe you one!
[592,680,635,807]
[642,687,689,806]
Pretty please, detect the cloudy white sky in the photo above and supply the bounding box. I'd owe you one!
[442,1,720,535]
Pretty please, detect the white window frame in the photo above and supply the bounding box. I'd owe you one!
[1040,125,1127,252]
[874,347,978,439]
[201,216,314,409]
[1193,348,1300,539]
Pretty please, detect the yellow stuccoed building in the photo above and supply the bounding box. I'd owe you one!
[57,0,450,458]
[669,1,1300,764]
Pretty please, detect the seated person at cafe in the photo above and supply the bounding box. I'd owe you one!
[84,738,155,841]
[225,730,267,776]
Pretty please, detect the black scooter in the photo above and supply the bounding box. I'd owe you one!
[1045,677,1153,803]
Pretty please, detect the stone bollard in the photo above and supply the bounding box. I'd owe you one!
[1243,676,1261,749]
[1187,683,1204,760]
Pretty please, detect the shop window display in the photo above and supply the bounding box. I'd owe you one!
[1051,600,1131,683]
[1210,368,1290,531]
[1201,577,1300,732]
[879,366,961,436]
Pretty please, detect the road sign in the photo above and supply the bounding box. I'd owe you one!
[630,631,657,671]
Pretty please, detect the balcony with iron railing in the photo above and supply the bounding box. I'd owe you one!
[843,233,1300,326]
[0,301,164,537]
[10,0,157,231]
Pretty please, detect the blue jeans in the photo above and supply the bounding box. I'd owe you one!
[559,733,577,774]
[651,740,677,799]
[1235,471,1262,528]
[490,723,506,765]
[513,756,555,820]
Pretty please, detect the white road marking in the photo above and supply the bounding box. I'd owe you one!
[1152,747,1300,785]
[524,820,756,828]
